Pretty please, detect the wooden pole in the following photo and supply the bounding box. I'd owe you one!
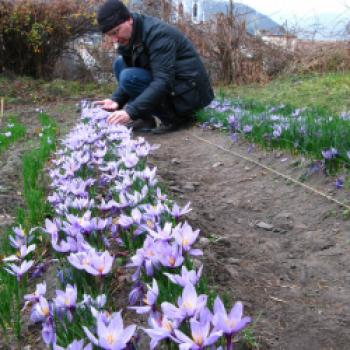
[0,97,4,125]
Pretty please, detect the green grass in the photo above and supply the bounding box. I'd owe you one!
[0,117,26,153]
[0,75,115,104]
[200,71,350,174]
[222,71,350,114]
[0,112,58,344]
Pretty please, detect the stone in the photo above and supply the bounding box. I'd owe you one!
[169,186,184,193]
[227,258,241,265]
[274,212,294,230]
[183,182,195,191]
[212,161,223,168]
[171,158,180,164]
[256,221,274,230]
[199,237,210,247]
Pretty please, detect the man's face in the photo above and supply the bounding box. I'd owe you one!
[106,18,133,46]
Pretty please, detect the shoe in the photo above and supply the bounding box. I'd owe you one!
[151,123,178,135]
[127,118,156,132]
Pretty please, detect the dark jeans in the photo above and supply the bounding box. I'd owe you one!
[112,57,179,125]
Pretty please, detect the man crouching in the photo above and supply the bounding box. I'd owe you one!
[95,0,214,134]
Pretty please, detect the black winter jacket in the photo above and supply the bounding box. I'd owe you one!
[112,13,214,120]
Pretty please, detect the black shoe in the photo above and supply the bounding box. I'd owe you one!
[151,123,178,135]
[127,118,156,132]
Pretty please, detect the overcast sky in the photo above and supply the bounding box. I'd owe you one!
[237,0,350,22]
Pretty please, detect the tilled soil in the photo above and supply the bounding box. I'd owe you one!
[1,105,350,349]
[147,127,350,350]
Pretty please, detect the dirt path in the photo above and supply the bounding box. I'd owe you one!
[147,127,350,350]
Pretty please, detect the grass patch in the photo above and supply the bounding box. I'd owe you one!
[0,74,115,104]
[0,117,26,153]
[201,71,350,174]
[0,112,58,344]
[222,71,350,114]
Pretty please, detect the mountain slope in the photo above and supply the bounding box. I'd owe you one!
[203,1,284,34]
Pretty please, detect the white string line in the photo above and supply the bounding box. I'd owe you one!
[191,132,350,211]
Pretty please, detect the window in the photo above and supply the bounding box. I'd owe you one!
[193,2,198,18]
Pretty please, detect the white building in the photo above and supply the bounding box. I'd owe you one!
[174,0,205,23]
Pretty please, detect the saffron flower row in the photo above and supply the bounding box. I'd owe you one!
[4,101,251,349]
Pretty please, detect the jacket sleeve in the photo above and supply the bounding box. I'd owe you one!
[125,31,176,120]
[111,86,129,108]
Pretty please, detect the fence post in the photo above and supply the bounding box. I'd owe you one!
[0,97,4,125]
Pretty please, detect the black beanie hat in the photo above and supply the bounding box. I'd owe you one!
[97,0,131,34]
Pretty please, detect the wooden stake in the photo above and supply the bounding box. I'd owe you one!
[0,98,4,124]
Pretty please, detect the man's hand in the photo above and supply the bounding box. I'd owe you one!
[107,110,131,125]
[94,99,119,111]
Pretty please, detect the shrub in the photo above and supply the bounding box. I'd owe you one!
[0,0,101,78]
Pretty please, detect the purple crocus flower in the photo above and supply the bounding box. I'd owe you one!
[65,210,96,234]
[44,218,61,236]
[3,244,36,262]
[4,260,34,281]
[129,279,159,314]
[243,125,253,133]
[54,284,78,321]
[167,202,192,221]
[68,250,114,276]
[54,339,92,350]
[273,125,282,138]
[147,222,173,241]
[143,313,178,349]
[230,133,238,143]
[212,297,251,349]
[159,242,184,268]
[174,318,222,350]
[128,236,160,280]
[173,222,202,256]
[30,296,51,323]
[322,147,338,160]
[129,282,146,305]
[164,265,203,287]
[161,283,207,322]
[42,317,56,345]
[121,152,139,169]
[228,115,238,130]
[335,178,344,189]
[24,282,47,303]
[83,311,136,350]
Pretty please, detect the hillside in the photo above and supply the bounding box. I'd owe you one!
[203,0,284,34]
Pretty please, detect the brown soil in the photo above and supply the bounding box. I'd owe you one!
[1,103,350,349]
[147,128,350,350]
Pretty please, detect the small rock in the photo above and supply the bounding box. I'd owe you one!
[207,213,216,221]
[295,223,308,230]
[169,186,184,193]
[183,182,195,191]
[223,265,239,278]
[212,162,223,168]
[227,258,241,265]
[171,158,180,164]
[244,166,251,171]
[199,237,210,247]
[256,221,274,230]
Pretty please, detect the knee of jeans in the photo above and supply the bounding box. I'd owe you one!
[112,57,125,80]
[119,69,136,91]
